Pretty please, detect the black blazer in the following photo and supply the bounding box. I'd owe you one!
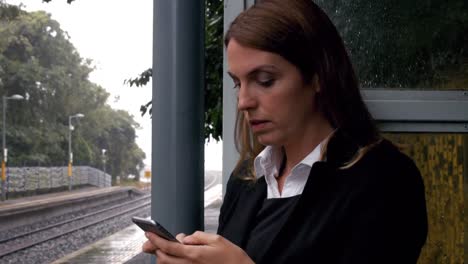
[217,132,428,264]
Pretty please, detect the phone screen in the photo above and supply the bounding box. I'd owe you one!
[132,216,180,243]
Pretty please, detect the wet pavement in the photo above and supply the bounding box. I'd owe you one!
[52,193,221,263]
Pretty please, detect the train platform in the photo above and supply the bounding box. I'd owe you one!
[0,186,134,213]
[51,185,222,264]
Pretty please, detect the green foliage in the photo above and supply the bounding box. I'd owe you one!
[0,0,20,20]
[125,0,224,141]
[204,0,223,141]
[124,68,152,88]
[123,68,152,116]
[0,4,145,180]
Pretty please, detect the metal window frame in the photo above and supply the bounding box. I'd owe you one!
[222,0,256,192]
[364,90,468,133]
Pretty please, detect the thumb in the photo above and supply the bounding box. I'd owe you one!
[183,231,216,245]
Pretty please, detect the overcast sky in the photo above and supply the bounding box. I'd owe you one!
[7,0,222,171]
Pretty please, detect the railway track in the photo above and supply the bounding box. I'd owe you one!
[0,194,151,258]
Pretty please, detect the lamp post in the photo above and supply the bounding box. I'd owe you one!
[101,148,106,187]
[68,113,84,191]
[2,94,24,201]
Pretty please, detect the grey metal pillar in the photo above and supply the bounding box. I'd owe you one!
[152,0,205,248]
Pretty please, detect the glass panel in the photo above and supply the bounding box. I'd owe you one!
[384,133,466,264]
[316,1,468,90]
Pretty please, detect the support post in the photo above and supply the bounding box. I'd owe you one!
[151,0,205,255]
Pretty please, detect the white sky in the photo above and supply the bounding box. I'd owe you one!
[7,0,222,171]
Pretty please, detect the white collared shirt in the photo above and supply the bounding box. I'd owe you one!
[254,141,324,199]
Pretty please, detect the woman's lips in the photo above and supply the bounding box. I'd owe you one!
[249,120,270,132]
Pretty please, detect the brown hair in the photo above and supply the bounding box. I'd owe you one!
[226,0,381,179]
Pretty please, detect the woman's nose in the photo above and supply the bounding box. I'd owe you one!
[237,86,257,111]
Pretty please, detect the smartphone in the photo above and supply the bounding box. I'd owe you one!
[132,216,180,243]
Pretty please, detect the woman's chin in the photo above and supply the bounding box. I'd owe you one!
[256,134,282,147]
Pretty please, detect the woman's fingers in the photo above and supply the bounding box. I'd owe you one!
[156,250,188,264]
[142,239,158,253]
[183,231,221,245]
[145,232,187,258]
[176,233,186,243]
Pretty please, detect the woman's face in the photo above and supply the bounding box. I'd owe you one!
[227,39,322,147]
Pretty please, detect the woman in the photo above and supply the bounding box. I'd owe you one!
[142,0,428,263]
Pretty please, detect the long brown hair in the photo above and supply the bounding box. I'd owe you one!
[226,0,381,179]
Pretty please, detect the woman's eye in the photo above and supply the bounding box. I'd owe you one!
[258,79,274,87]
[256,72,275,87]
[232,82,240,89]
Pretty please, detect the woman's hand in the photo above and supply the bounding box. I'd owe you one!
[142,231,254,264]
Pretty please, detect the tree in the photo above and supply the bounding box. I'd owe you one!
[0,4,145,181]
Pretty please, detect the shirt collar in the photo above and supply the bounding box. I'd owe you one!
[254,136,329,180]
[299,142,322,167]
[254,145,282,180]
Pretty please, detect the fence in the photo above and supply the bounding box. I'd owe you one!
[1,166,111,198]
